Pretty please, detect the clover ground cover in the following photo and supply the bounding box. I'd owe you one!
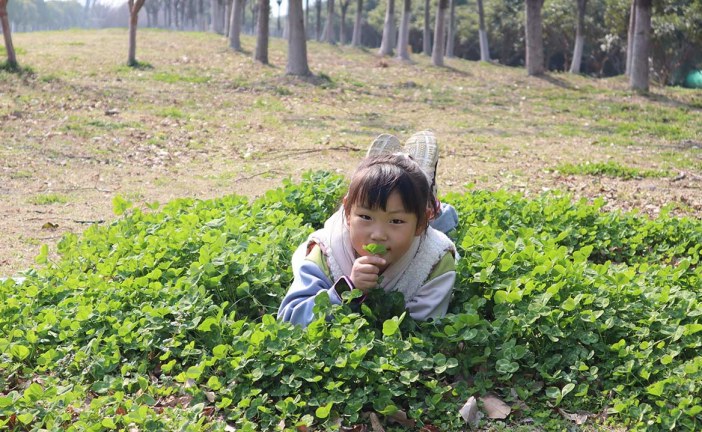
[1,172,701,431]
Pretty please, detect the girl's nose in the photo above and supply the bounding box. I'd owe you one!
[370,228,387,241]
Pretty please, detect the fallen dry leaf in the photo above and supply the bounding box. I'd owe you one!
[558,408,590,425]
[204,391,216,403]
[480,394,511,419]
[369,412,385,432]
[459,396,481,428]
[388,409,415,428]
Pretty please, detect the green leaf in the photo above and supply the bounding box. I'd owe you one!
[493,290,508,304]
[315,402,333,419]
[23,383,44,402]
[102,417,117,429]
[212,344,229,359]
[363,243,387,255]
[383,318,400,336]
[545,387,561,399]
[112,195,133,216]
[0,396,13,408]
[197,317,219,331]
[17,413,34,425]
[646,381,665,397]
[186,365,203,380]
[10,344,30,361]
[35,243,49,264]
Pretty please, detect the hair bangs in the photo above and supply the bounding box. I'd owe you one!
[345,154,431,228]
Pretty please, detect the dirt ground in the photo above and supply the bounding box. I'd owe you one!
[1,29,701,275]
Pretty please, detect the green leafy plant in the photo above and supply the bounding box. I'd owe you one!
[2,171,702,431]
[363,243,387,255]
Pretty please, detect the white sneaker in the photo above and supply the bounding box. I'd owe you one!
[404,130,439,196]
[367,133,402,157]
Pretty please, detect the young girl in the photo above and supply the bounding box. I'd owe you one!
[277,153,457,327]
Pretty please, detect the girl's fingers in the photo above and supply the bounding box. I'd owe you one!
[356,255,387,269]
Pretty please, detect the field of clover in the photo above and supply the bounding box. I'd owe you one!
[1,171,701,431]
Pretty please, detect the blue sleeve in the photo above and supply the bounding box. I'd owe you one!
[430,202,459,234]
[277,243,343,327]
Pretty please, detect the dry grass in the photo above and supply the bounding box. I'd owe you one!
[1,28,701,274]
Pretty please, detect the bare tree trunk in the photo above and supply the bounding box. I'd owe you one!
[199,0,206,30]
[525,0,545,75]
[254,0,269,62]
[210,0,218,32]
[229,0,244,50]
[396,0,411,60]
[351,0,363,46]
[224,0,232,35]
[629,0,651,92]
[569,0,586,73]
[127,0,146,66]
[251,0,258,33]
[241,0,247,33]
[0,0,18,69]
[305,0,309,37]
[315,0,321,40]
[339,0,349,45]
[174,0,181,29]
[431,0,447,65]
[378,0,395,56]
[165,0,172,27]
[477,0,489,61]
[625,0,635,76]
[422,0,430,55]
[323,0,335,44]
[84,0,92,22]
[287,0,311,75]
[445,0,454,58]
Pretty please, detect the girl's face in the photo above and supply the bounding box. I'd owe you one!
[346,190,423,273]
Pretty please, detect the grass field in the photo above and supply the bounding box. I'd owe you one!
[1,28,701,274]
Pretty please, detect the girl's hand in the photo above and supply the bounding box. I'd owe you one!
[350,255,387,293]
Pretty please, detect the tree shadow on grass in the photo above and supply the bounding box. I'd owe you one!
[442,64,474,78]
[644,91,702,111]
[534,73,578,90]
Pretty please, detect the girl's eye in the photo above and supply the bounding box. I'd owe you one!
[358,214,372,221]
[390,219,405,224]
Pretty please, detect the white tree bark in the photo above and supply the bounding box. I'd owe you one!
[229,0,244,50]
[422,0,430,55]
[445,0,455,58]
[0,0,18,68]
[396,0,411,60]
[569,0,587,73]
[351,0,363,46]
[525,0,545,75]
[431,0,447,66]
[477,0,489,61]
[378,0,395,56]
[629,0,651,91]
[287,0,311,75]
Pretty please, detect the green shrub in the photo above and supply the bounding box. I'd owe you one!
[1,172,701,431]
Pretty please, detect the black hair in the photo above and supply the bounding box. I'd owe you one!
[344,154,435,229]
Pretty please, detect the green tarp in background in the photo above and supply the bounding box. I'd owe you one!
[684,69,702,88]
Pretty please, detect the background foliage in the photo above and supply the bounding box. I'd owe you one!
[7,0,702,83]
[2,171,701,430]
